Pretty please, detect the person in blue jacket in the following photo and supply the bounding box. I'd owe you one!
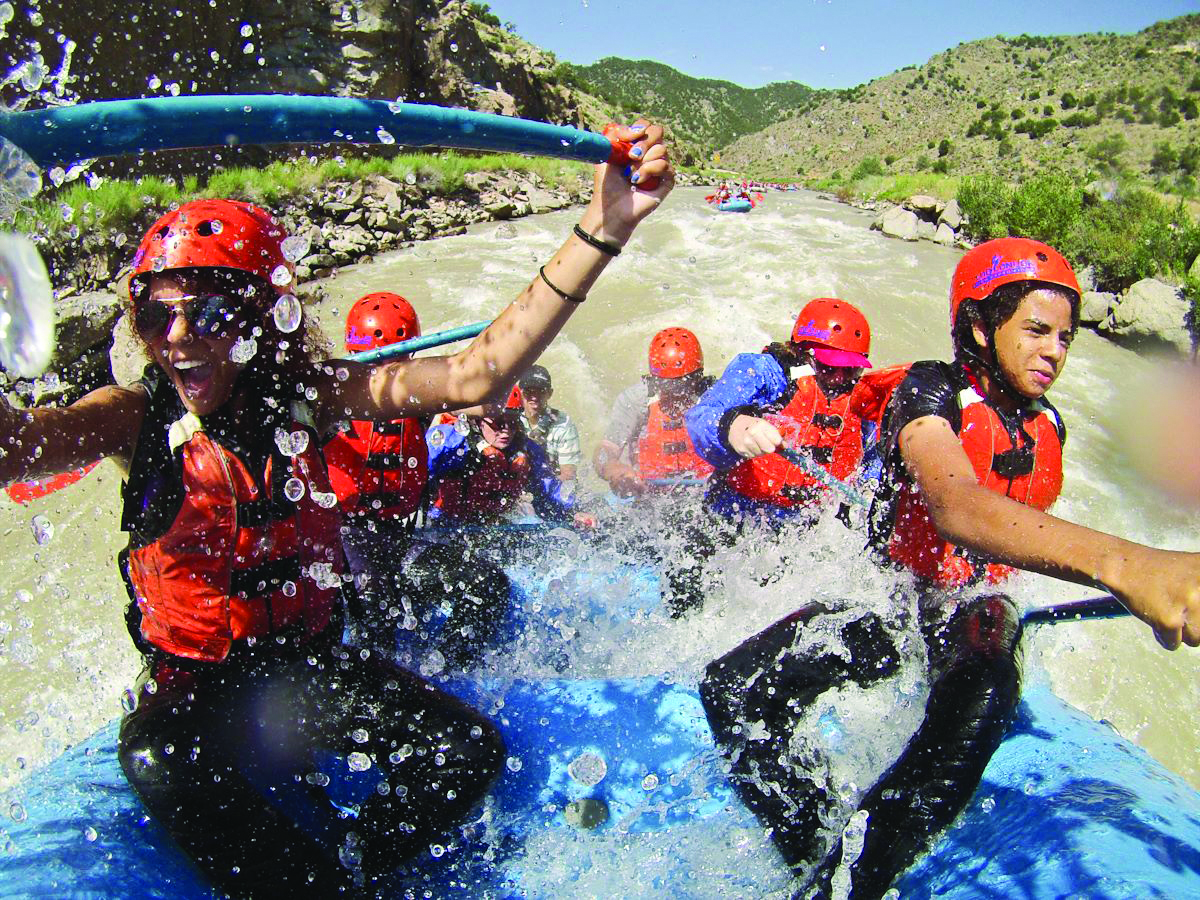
[686,298,879,527]
[427,386,592,527]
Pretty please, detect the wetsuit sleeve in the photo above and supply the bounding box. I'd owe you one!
[602,382,649,457]
[527,440,573,521]
[685,353,789,471]
[879,361,960,461]
[426,424,474,477]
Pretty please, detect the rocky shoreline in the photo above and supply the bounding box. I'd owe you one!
[836,192,1198,357]
[18,169,708,408]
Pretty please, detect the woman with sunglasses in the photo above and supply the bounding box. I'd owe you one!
[426,386,590,527]
[0,122,670,895]
[700,238,1200,899]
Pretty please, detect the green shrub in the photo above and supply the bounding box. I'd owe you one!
[1087,134,1127,173]
[850,157,885,180]
[937,138,952,158]
[932,158,950,174]
[1007,172,1083,247]
[1151,142,1179,174]
[957,173,1012,240]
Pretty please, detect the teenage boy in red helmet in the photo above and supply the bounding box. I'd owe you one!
[0,119,670,896]
[594,326,713,497]
[325,291,511,668]
[701,238,1200,899]
[686,297,876,525]
[427,384,592,527]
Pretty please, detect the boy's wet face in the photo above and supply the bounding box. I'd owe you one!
[143,272,254,416]
[812,360,862,395]
[480,414,520,450]
[981,288,1075,400]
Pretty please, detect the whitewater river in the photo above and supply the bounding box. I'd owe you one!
[1,186,1198,890]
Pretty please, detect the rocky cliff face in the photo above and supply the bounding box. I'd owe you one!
[3,0,597,128]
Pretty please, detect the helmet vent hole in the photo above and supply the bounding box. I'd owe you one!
[1036,252,1048,262]
[832,324,842,332]
[373,329,384,338]
[195,220,218,237]
[155,226,170,241]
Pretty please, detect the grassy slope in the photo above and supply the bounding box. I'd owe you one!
[556,57,823,163]
[721,15,1200,183]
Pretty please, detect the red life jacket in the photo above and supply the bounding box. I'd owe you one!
[324,417,428,520]
[637,398,714,480]
[882,374,1064,587]
[724,372,863,507]
[122,395,343,663]
[432,442,532,525]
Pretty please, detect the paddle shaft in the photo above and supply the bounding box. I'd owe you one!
[1021,595,1130,626]
[776,447,870,508]
[345,321,489,364]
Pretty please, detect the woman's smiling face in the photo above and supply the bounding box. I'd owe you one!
[141,271,256,416]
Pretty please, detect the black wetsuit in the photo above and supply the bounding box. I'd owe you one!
[117,370,505,897]
[699,361,1028,898]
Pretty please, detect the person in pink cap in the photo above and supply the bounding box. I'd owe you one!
[686,298,876,524]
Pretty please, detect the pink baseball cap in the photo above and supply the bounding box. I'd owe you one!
[812,346,871,369]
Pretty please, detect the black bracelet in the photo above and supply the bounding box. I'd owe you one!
[573,223,622,257]
[538,265,586,303]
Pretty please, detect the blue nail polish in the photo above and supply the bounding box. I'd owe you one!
[631,146,643,158]
[629,123,646,131]
[631,173,641,184]
[622,165,632,178]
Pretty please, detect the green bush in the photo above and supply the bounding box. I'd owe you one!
[1066,188,1200,290]
[937,139,952,158]
[850,157,885,180]
[957,173,1012,240]
[1007,172,1083,247]
[1087,134,1128,173]
[1151,142,1179,174]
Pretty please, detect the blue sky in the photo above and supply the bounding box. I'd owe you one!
[482,0,1198,89]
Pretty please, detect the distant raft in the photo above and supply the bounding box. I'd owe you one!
[714,197,753,212]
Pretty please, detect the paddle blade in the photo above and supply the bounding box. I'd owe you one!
[5,462,98,504]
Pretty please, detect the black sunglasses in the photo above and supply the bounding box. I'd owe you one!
[134,294,248,341]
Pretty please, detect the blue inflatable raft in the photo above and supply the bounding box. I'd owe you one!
[714,197,753,213]
[3,535,1200,899]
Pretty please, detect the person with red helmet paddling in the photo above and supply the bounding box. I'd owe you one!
[0,120,671,895]
[593,327,713,498]
[325,291,512,668]
[426,384,592,527]
[686,297,877,526]
[702,238,1200,900]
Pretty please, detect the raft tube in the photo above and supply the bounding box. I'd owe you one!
[714,198,753,213]
[3,531,1199,897]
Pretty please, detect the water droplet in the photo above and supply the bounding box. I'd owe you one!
[60,203,74,223]
[430,843,445,858]
[280,234,310,262]
[404,173,417,185]
[272,294,302,333]
[449,42,458,53]
[376,127,395,145]
[83,826,98,842]
[428,429,445,449]
[305,386,317,402]
[454,414,470,435]
[150,255,166,273]
[306,771,331,786]
[209,50,221,63]
[229,335,257,363]
[469,725,483,739]
[980,796,996,812]
[641,773,659,791]
[567,751,607,787]
[335,367,349,382]
[269,263,293,287]
[242,42,254,54]
[351,728,369,744]
[312,490,338,509]
[147,74,162,90]
[30,514,53,545]
[389,744,414,765]
[9,801,26,822]
[405,456,418,469]
[506,756,522,773]
[283,477,305,502]
[347,751,371,772]
[290,430,309,455]
[240,23,253,36]
[48,167,65,187]
[282,580,297,597]
[120,687,138,713]
[419,649,445,676]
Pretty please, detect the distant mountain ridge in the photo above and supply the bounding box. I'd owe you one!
[720,14,1200,181]
[555,57,824,163]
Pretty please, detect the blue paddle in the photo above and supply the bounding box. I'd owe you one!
[776,447,870,508]
[1021,595,1129,626]
[0,95,647,170]
[345,321,490,364]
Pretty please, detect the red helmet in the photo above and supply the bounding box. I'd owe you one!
[505,384,524,410]
[344,292,421,354]
[950,237,1080,329]
[129,199,292,304]
[791,298,871,368]
[648,327,703,379]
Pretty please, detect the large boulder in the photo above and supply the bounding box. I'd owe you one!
[932,223,956,246]
[938,199,963,230]
[1100,278,1192,353]
[872,206,920,241]
[1080,291,1115,326]
[908,195,942,217]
